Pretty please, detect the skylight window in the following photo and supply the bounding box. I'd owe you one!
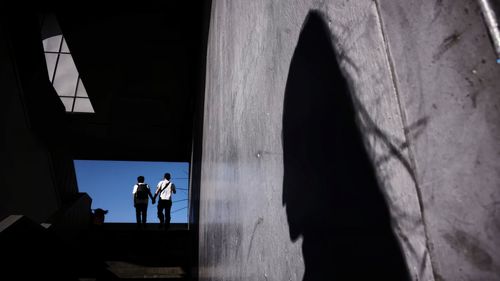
[41,16,94,113]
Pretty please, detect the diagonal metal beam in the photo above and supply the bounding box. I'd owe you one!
[478,0,500,63]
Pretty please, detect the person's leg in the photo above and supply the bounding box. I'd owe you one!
[157,200,165,226]
[141,204,148,227]
[165,200,172,231]
[135,205,141,228]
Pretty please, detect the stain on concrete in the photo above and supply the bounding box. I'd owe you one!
[434,271,446,281]
[404,116,429,140]
[470,90,480,108]
[443,229,493,272]
[418,250,430,278]
[405,116,429,132]
[247,216,264,260]
[234,223,243,260]
[486,203,500,239]
[433,31,462,62]
[432,0,444,23]
[225,140,238,163]
[465,77,474,87]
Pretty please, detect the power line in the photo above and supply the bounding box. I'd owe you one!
[171,206,187,214]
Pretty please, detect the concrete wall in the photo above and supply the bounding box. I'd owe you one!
[199,0,500,281]
[378,1,500,280]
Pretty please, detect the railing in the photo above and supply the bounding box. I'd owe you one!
[0,214,78,279]
[46,192,92,242]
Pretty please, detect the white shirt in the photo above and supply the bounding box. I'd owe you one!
[156,179,175,200]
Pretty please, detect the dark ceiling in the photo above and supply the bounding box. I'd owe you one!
[54,4,210,162]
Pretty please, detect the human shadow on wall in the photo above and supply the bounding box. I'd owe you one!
[282,11,410,281]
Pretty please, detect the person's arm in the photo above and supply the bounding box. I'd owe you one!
[171,183,176,194]
[132,185,137,204]
[148,184,155,203]
[153,182,161,201]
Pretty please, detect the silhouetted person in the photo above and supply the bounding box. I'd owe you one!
[91,208,108,229]
[154,173,176,230]
[133,176,154,228]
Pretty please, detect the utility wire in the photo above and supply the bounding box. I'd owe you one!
[171,206,187,214]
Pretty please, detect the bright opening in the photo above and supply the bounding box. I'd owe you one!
[41,14,95,113]
[74,160,189,223]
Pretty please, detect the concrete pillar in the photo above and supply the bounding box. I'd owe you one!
[199,1,500,280]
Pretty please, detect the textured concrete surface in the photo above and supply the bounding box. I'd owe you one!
[378,1,500,280]
[199,0,500,280]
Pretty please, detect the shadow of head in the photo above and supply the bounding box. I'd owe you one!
[281,11,409,280]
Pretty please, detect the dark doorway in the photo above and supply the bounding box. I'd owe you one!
[282,11,410,281]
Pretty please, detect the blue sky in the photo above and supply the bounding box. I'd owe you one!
[74,160,189,223]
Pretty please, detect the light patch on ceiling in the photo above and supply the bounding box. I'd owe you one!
[42,25,95,113]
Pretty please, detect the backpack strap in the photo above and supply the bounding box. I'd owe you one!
[135,183,147,195]
[159,181,170,194]
[134,183,139,198]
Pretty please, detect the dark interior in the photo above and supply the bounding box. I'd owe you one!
[48,6,210,162]
[0,5,212,280]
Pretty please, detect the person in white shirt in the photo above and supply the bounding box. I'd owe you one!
[132,176,154,228]
[153,173,176,230]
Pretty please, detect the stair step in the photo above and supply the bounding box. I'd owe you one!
[106,261,185,279]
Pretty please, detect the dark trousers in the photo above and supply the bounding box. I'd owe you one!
[157,199,172,229]
[135,203,148,225]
